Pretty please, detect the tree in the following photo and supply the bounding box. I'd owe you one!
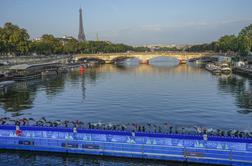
[41,34,63,54]
[186,43,218,52]
[0,28,6,54]
[238,35,251,57]
[77,41,135,54]
[218,35,238,52]
[133,46,150,52]
[12,29,30,55]
[240,24,252,39]
[30,40,51,55]
[0,22,149,56]
[0,22,30,56]
[187,24,252,54]
[64,38,79,54]
[239,24,252,52]
[30,35,64,55]
[79,41,89,53]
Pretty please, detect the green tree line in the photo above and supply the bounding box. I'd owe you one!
[0,22,150,56]
[154,47,183,52]
[1,22,252,56]
[187,24,252,56]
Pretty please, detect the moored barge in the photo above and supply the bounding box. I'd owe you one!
[8,63,62,81]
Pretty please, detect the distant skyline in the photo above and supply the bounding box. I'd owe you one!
[1,0,252,45]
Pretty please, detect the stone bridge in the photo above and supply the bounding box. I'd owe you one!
[73,52,215,64]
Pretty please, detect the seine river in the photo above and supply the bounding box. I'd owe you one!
[0,57,252,165]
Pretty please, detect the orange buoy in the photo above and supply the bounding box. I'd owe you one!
[80,65,85,71]
[80,65,85,74]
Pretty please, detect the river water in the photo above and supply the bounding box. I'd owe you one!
[0,57,252,165]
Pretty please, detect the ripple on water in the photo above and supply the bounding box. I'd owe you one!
[1,63,252,166]
[0,64,252,130]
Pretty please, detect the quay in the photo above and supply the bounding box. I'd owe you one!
[0,60,102,82]
[0,125,251,166]
[8,62,62,80]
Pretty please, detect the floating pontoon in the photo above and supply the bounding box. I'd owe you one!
[0,125,251,166]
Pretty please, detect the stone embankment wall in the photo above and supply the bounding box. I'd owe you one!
[0,55,70,65]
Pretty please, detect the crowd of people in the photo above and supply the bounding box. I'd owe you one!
[0,117,251,138]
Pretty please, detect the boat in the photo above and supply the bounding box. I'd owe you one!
[205,63,221,74]
[0,61,10,66]
[8,63,61,81]
[188,58,199,63]
[0,125,251,166]
[220,63,232,74]
[66,62,83,69]
[0,80,15,89]
[115,60,126,66]
[41,70,58,76]
[0,73,5,81]
[0,73,14,81]
[179,59,187,64]
[233,65,252,77]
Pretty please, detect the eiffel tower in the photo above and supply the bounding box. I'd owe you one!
[78,8,86,41]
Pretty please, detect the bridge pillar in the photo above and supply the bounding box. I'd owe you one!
[178,58,187,64]
[140,59,149,64]
[105,60,113,64]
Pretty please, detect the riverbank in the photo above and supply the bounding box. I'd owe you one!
[0,54,70,66]
[0,54,79,81]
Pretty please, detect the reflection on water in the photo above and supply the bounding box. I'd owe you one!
[217,74,252,114]
[0,58,251,130]
[0,57,252,165]
[0,150,202,166]
[1,61,252,125]
[0,76,65,113]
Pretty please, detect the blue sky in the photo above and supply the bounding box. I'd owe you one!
[1,0,252,45]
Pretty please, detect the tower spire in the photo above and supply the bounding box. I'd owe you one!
[78,7,86,42]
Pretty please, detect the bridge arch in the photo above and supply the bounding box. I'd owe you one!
[77,57,105,64]
[111,56,135,63]
[137,55,181,64]
[73,52,214,64]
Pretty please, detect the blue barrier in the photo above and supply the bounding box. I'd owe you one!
[0,125,251,166]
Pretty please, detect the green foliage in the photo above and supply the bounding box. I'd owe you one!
[239,24,252,39]
[40,34,63,54]
[187,42,219,52]
[30,40,51,55]
[218,35,238,52]
[0,22,151,56]
[29,34,65,55]
[0,28,6,53]
[0,22,30,55]
[78,41,136,54]
[133,46,150,52]
[238,35,251,57]
[64,38,79,54]
[154,47,182,52]
[1,22,252,57]
[188,24,252,56]
[237,24,252,56]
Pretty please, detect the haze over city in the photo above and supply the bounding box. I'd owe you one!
[1,0,252,45]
